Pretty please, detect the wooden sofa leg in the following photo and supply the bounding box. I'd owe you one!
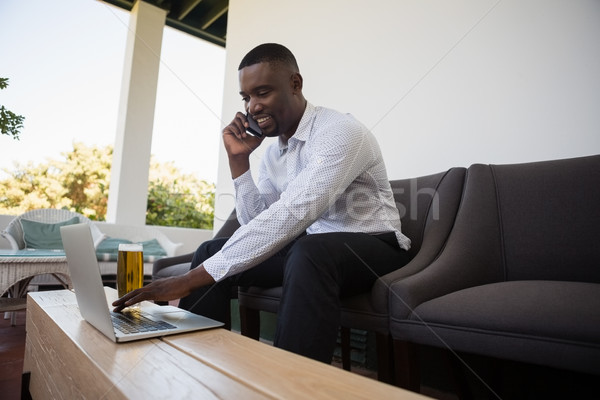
[393,339,420,391]
[340,327,351,371]
[21,372,32,400]
[445,350,474,400]
[239,305,260,340]
[375,332,394,384]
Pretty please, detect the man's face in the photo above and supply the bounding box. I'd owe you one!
[239,62,302,139]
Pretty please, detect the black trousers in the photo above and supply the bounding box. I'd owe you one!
[178,231,410,364]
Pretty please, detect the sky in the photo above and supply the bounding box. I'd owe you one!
[0,0,226,184]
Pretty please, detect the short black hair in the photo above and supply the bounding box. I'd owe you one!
[238,43,299,72]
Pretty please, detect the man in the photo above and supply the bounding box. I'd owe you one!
[114,43,411,363]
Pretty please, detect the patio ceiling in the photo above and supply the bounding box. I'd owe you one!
[100,0,228,47]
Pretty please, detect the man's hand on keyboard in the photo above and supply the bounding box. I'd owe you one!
[112,264,216,312]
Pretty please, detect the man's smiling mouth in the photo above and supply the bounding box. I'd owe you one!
[257,116,271,125]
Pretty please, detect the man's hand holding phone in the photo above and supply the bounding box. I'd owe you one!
[245,112,263,137]
[222,112,265,178]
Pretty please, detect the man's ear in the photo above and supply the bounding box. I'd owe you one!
[290,72,303,93]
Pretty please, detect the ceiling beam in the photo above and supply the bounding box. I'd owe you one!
[97,0,227,47]
[199,0,228,30]
[165,18,225,47]
[172,0,204,21]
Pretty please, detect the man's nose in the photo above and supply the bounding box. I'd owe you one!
[247,98,263,114]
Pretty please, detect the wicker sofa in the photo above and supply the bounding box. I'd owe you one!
[94,222,182,283]
[1,209,105,250]
[1,210,182,286]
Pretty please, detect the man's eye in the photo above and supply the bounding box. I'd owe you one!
[257,91,270,97]
[241,97,249,102]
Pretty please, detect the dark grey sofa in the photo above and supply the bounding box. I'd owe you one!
[238,168,467,382]
[389,155,600,387]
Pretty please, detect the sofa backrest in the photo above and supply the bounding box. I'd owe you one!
[95,223,182,257]
[370,168,467,311]
[216,168,466,261]
[1,208,106,250]
[491,154,600,282]
[214,209,241,238]
[390,167,466,261]
[453,155,600,284]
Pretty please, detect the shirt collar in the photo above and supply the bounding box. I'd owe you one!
[277,140,288,156]
[278,101,315,152]
[292,102,315,142]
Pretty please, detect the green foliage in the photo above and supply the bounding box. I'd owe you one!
[146,181,214,229]
[0,143,214,229]
[0,143,112,219]
[146,159,215,229]
[0,78,25,140]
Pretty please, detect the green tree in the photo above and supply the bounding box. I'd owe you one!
[0,78,25,140]
[0,143,112,218]
[146,160,215,229]
[0,143,214,229]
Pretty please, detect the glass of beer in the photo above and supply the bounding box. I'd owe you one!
[117,243,143,298]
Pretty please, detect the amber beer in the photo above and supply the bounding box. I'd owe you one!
[117,243,143,298]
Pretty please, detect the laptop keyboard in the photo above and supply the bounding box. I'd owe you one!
[111,309,176,335]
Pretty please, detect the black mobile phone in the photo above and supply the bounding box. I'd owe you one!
[245,113,263,138]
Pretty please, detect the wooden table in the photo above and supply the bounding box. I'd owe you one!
[24,289,430,399]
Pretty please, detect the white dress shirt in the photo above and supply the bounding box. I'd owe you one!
[204,102,411,281]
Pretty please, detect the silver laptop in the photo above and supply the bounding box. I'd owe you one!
[60,223,223,342]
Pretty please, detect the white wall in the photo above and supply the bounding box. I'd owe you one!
[213,0,600,230]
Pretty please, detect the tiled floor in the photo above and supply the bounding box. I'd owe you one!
[0,310,26,400]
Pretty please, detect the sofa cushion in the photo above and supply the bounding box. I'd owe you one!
[96,237,132,255]
[410,281,600,343]
[399,280,600,373]
[96,237,167,262]
[154,262,191,279]
[238,287,282,313]
[21,216,80,249]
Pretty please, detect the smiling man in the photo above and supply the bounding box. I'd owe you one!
[114,43,411,364]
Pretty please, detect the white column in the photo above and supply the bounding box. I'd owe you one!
[106,0,166,225]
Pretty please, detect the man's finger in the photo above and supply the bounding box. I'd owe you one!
[112,293,144,312]
[112,288,147,310]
